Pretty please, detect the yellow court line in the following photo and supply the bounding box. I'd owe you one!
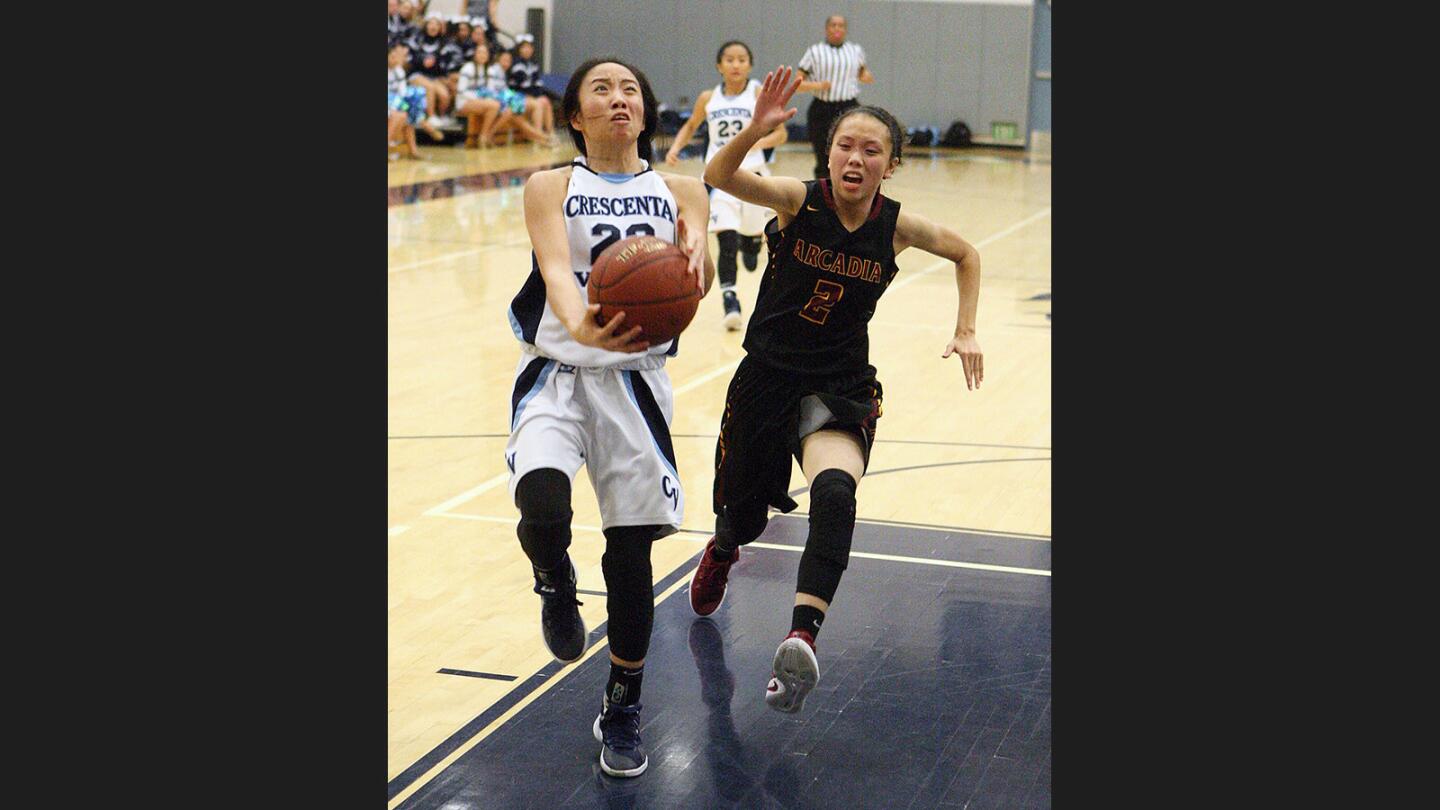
[386,573,695,810]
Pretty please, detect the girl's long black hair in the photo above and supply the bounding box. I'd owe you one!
[561,56,660,163]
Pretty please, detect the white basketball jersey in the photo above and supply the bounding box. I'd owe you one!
[704,80,766,173]
[507,157,680,367]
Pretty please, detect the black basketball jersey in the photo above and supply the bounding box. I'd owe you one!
[509,58,542,91]
[743,179,902,375]
[439,40,466,74]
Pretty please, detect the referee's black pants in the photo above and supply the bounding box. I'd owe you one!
[807,97,859,179]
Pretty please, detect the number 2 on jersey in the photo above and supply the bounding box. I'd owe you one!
[590,222,656,265]
[799,279,845,325]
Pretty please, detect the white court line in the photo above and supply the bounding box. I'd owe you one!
[430,512,1049,576]
[385,572,694,810]
[423,473,511,516]
[868,318,1051,335]
[434,512,1049,542]
[672,358,742,396]
[387,237,532,274]
[410,208,1049,521]
[748,541,1050,577]
[389,525,411,537]
[888,206,1052,294]
[778,511,1050,541]
[431,512,603,533]
[420,357,747,518]
[973,207,1052,249]
[387,247,484,274]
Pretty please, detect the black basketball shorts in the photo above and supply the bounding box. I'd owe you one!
[712,354,883,517]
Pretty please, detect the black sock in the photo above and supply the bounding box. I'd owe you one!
[716,230,738,288]
[607,662,643,706]
[791,604,825,639]
[533,553,567,579]
[711,538,734,561]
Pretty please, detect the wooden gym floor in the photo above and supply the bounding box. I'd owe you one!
[388,138,1051,808]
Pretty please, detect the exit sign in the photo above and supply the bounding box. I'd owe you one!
[991,121,1018,141]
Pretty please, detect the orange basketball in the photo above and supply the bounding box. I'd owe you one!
[587,235,701,344]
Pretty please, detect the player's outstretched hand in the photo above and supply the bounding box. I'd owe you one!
[665,148,682,166]
[571,305,650,354]
[753,66,801,134]
[676,217,706,294]
[942,334,984,390]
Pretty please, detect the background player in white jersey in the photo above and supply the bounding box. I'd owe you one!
[665,41,788,331]
[506,56,715,778]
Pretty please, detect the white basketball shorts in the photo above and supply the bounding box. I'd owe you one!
[708,186,772,236]
[505,354,685,530]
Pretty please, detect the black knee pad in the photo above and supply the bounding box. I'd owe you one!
[740,234,762,255]
[717,497,769,547]
[601,524,658,662]
[796,469,857,603]
[716,230,739,285]
[515,468,572,573]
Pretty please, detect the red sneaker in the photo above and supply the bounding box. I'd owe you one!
[689,537,739,616]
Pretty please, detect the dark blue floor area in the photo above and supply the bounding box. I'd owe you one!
[398,520,1051,810]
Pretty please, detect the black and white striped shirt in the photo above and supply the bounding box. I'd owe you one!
[797,41,867,102]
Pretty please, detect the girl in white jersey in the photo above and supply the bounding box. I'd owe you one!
[389,43,443,150]
[505,56,714,779]
[666,41,789,331]
[458,42,553,148]
[452,42,503,150]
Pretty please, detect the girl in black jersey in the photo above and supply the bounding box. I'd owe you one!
[693,66,984,714]
[452,18,474,62]
[439,19,469,100]
[507,35,558,131]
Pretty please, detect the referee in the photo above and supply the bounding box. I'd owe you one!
[796,14,875,178]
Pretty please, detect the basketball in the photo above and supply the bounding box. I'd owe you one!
[587,235,701,344]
